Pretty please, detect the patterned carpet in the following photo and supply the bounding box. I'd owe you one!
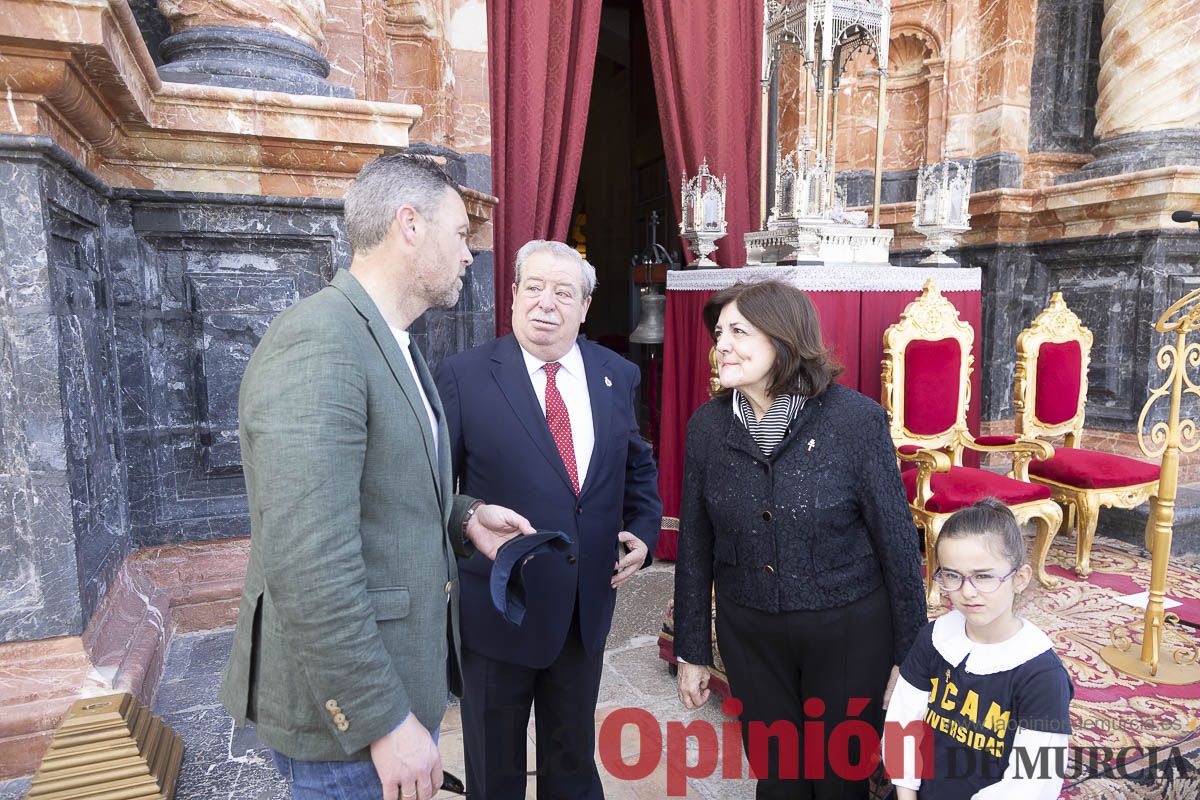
[660,534,1200,797]
[980,536,1200,797]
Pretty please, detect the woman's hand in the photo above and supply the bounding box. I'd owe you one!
[883,664,900,708]
[676,663,712,709]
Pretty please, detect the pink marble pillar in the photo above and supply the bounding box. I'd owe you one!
[925,58,946,163]
[1095,0,1200,139]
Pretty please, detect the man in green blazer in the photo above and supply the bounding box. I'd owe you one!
[220,154,533,800]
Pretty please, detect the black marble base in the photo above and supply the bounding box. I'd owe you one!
[838,153,1024,208]
[1028,0,1103,154]
[158,26,352,99]
[0,135,495,641]
[1096,484,1200,560]
[151,630,288,800]
[838,167,918,208]
[1059,129,1200,183]
[0,778,30,800]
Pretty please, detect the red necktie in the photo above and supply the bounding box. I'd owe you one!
[543,362,580,494]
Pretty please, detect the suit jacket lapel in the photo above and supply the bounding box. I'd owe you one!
[491,335,577,495]
[331,271,442,502]
[579,340,611,499]
[407,342,450,509]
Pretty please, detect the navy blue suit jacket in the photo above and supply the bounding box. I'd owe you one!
[435,334,661,669]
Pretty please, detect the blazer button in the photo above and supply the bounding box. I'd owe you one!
[576,507,583,515]
[567,554,577,564]
[325,699,339,713]
[334,712,348,725]
[444,580,453,594]
[336,719,349,732]
[764,564,776,575]
[762,511,773,522]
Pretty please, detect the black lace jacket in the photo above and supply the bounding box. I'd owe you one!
[672,383,926,666]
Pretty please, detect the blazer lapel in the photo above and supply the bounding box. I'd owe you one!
[579,339,611,499]
[330,271,442,500]
[408,342,450,508]
[491,335,577,495]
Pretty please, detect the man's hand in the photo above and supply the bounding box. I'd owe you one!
[466,503,535,560]
[611,531,647,588]
[676,663,711,710]
[370,714,442,800]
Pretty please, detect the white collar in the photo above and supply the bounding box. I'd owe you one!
[931,610,1054,675]
[520,341,584,380]
[389,325,410,348]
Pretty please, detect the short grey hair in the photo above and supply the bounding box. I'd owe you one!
[344,153,462,254]
[513,240,597,297]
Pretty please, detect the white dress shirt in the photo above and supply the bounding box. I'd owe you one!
[389,326,439,461]
[520,342,595,489]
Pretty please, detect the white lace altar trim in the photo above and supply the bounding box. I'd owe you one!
[665,265,982,293]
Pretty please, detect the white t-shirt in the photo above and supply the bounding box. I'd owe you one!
[389,326,439,461]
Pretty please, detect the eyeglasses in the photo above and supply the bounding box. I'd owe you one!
[933,567,1018,594]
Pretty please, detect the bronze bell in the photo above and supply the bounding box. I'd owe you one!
[630,287,666,344]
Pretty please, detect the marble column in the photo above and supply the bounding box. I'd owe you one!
[924,58,946,163]
[1084,0,1200,176]
[156,0,352,97]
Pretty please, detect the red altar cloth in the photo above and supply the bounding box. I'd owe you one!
[655,266,983,561]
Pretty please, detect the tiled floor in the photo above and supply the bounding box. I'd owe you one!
[145,562,755,800]
[14,554,1200,798]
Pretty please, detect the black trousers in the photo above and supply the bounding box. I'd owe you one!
[715,585,893,800]
[460,605,605,800]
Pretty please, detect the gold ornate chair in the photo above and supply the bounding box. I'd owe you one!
[1012,292,1160,577]
[881,280,1063,603]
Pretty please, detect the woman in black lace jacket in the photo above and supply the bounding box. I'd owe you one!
[673,280,925,799]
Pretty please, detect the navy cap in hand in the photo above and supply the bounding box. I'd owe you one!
[490,530,573,625]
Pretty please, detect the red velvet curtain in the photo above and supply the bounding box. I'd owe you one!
[643,0,763,267]
[656,290,713,561]
[486,0,603,335]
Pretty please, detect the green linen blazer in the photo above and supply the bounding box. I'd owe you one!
[219,269,477,761]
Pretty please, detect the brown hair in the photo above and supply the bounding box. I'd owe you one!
[936,498,1028,570]
[702,280,842,398]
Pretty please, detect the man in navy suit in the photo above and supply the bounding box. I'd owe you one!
[435,240,661,799]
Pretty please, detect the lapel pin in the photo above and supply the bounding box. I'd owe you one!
[604,376,612,387]
[807,439,816,451]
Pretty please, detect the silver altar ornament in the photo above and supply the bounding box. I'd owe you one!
[913,158,974,265]
[680,159,727,267]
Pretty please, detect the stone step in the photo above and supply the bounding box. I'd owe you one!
[1094,483,1200,559]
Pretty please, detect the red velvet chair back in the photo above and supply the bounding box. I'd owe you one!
[1014,293,1092,445]
[882,280,975,461]
[903,338,963,436]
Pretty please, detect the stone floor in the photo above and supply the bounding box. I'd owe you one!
[147,562,753,799]
[0,563,751,800]
[9,542,1200,799]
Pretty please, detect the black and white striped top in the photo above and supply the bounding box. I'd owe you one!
[733,390,806,457]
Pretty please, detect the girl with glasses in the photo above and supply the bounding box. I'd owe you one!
[883,498,1073,799]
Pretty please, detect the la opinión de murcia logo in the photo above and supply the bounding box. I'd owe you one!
[594,697,1195,796]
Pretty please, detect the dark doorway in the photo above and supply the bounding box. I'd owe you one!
[572,0,678,350]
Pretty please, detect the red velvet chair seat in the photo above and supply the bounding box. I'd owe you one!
[902,466,1053,514]
[1029,447,1160,490]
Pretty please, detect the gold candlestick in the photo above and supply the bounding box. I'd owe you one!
[1100,288,1200,684]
